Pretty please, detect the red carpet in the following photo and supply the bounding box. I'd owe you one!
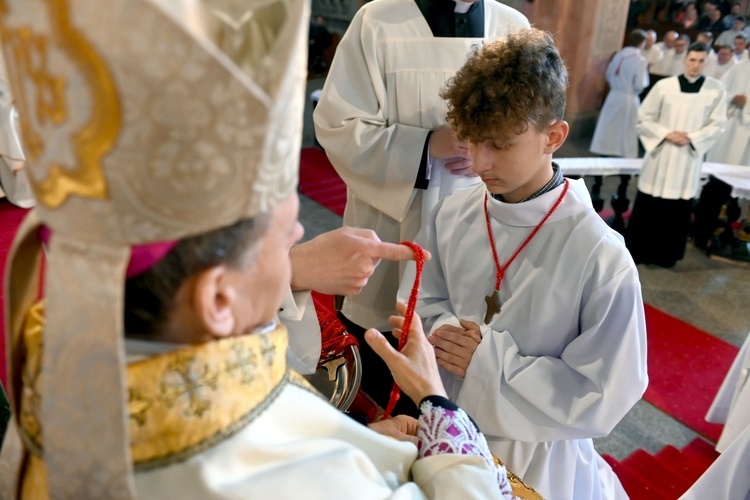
[642,304,738,443]
[299,147,346,217]
[604,437,720,499]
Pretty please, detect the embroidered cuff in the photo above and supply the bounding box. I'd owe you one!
[417,399,513,495]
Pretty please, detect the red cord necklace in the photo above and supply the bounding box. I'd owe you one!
[381,241,425,420]
[482,179,569,324]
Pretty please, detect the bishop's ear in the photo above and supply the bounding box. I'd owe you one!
[193,265,237,339]
[543,120,570,155]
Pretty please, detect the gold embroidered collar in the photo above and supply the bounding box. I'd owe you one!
[19,301,298,470]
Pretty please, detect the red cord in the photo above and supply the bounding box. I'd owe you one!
[381,241,425,419]
[317,309,359,361]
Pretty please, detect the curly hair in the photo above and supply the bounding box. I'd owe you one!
[441,28,568,144]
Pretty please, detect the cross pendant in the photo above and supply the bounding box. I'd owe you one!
[484,290,502,324]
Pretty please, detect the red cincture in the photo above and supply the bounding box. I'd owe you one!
[482,179,569,324]
[382,241,426,420]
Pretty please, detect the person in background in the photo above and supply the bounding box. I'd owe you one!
[697,31,719,68]
[590,29,649,158]
[647,30,679,95]
[642,29,664,69]
[400,27,647,499]
[716,15,747,47]
[627,42,727,268]
[706,44,738,78]
[733,33,749,61]
[694,58,750,255]
[666,35,692,75]
[313,0,529,416]
[676,1,700,28]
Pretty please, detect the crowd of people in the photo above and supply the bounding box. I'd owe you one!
[0,0,748,498]
[592,1,750,266]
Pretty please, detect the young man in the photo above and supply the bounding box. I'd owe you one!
[312,0,529,414]
[400,28,647,499]
[628,42,727,267]
[590,29,649,158]
[0,2,517,497]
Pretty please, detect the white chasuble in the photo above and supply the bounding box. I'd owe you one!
[590,47,649,158]
[313,0,529,331]
[707,61,750,166]
[400,179,648,500]
[638,75,727,200]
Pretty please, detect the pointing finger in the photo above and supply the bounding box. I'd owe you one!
[369,241,432,262]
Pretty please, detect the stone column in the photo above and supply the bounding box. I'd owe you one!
[527,0,630,139]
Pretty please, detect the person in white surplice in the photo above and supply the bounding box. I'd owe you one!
[313,0,529,415]
[399,29,648,500]
[590,29,650,158]
[693,60,750,253]
[0,2,520,498]
[626,41,727,268]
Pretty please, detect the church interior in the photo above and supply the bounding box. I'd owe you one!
[1,0,749,497]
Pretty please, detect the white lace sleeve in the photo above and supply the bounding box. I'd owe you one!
[418,398,514,498]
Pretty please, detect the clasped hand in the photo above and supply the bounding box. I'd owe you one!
[665,131,691,147]
[429,320,482,378]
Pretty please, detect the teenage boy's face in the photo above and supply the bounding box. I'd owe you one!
[468,122,565,203]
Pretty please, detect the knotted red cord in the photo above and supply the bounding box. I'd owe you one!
[381,241,425,419]
[317,309,359,361]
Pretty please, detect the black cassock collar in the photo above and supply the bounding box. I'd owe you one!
[678,74,705,93]
[415,0,484,38]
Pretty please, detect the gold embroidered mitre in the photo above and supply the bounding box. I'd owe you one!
[0,0,309,496]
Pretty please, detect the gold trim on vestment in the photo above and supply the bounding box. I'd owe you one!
[0,0,118,208]
[493,453,545,500]
[19,301,296,470]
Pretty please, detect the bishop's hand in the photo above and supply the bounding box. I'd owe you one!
[429,319,482,378]
[367,415,419,445]
[289,227,426,296]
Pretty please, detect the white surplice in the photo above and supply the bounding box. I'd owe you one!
[642,44,663,68]
[638,75,727,199]
[707,61,750,166]
[679,424,750,500]
[399,179,648,500]
[706,57,737,80]
[705,332,750,453]
[650,46,676,76]
[590,46,649,157]
[313,0,529,331]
